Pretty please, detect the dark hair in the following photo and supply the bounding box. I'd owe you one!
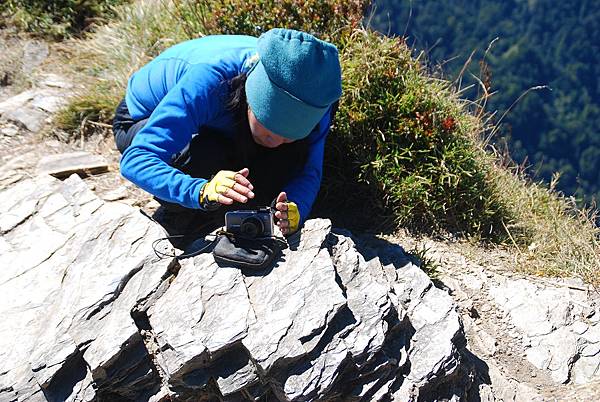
[226,73,248,116]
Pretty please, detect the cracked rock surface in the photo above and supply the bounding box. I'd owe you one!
[489,278,600,382]
[406,237,600,401]
[1,174,469,401]
[0,73,72,134]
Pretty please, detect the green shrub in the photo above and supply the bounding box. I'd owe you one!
[170,0,367,42]
[0,0,128,39]
[317,30,510,237]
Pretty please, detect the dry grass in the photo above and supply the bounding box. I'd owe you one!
[54,0,185,135]
[492,166,600,286]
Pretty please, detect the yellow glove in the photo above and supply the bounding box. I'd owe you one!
[200,170,236,204]
[275,191,301,235]
[286,202,300,233]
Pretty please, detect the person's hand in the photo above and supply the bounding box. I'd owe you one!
[200,168,254,206]
[274,191,300,236]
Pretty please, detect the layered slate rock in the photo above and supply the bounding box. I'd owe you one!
[1,174,468,401]
[0,174,171,402]
[36,151,109,179]
[489,278,600,384]
[0,73,72,133]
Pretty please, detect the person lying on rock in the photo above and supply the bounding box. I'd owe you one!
[112,28,341,237]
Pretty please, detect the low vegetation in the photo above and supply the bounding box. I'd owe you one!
[324,30,509,238]
[24,0,600,285]
[0,0,128,39]
[494,167,600,283]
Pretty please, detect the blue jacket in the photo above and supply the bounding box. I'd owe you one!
[120,35,333,224]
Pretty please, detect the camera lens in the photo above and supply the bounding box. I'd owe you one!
[240,217,264,238]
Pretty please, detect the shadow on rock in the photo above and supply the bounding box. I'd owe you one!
[148,205,224,250]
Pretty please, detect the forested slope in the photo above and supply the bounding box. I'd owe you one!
[371,0,600,203]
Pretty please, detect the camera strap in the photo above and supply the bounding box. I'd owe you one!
[152,230,287,271]
[152,233,220,260]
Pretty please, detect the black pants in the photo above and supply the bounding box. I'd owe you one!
[113,99,309,235]
[113,99,149,154]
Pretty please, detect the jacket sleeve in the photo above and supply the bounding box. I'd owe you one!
[283,107,333,223]
[120,64,225,209]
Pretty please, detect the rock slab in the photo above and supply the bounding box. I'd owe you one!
[0,174,469,401]
[36,151,109,178]
[0,73,72,133]
[490,277,600,384]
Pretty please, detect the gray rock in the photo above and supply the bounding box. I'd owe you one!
[485,361,545,402]
[279,231,395,401]
[1,174,170,401]
[384,262,462,392]
[22,41,49,74]
[584,322,600,343]
[39,73,73,89]
[488,276,600,385]
[0,87,63,133]
[2,106,47,132]
[243,221,347,374]
[36,151,109,178]
[1,123,19,137]
[31,93,64,113]
[0,75,72,133]
[149,257,253,381]
[526,346,551,370]
[571,320,589,335]
[1,175,472,401]
[212,349,259,396]
[101,186,129,201]
[581,342,600,357]
[0,89,37,114]
[474,329,497,356]
[0,150,41,191]
[0,362,47,402]
[572,352,600,385]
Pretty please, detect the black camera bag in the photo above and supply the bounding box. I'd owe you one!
[212,233,285,271]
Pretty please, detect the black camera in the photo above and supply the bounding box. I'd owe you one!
[225,207,274,238]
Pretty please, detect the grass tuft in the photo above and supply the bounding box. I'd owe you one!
[319,30,510,239]
[0,0,129,39]
[494,167,600,285]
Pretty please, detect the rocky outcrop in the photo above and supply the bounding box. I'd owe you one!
[490,277,600,385]
[0,73,72,133]
[436,250,600,400]
[0,174,168,402]
[0,174,469,401]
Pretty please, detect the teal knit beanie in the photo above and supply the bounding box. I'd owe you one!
[245,28,342,140]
